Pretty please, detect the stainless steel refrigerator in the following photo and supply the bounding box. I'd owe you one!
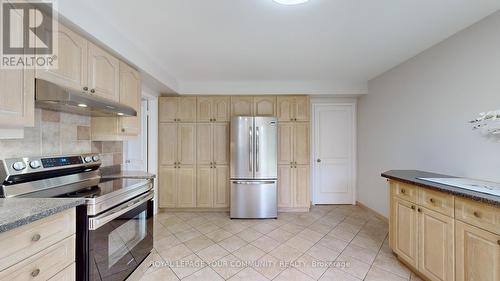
[230,116,278,219]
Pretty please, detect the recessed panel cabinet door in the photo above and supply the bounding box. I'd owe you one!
[177,167,196,208]
[159,166,177,208]
[278,123,294,165]
[294,123,310,165]
[294,165,310,208]
[418,207,455,281]
[294,96,310,121]
[213,97,230,122]
[456,221,500,281]
[197,166,212,208]
[214,166,230,208]
[231,96,254,117]
[178,97,197,122]
[213,123,229,165]
[393,197,418,268]
[87,42,119,102]
[159,123,177,165]
[196,124,213,165]
[197,97,213,122]
[36,23,88,91]
[118,63,141,135]
[278,165,293,208]
[177,124,196,165]
[254,96,276,116]
[159,97,178,122]
[277,97,294,122]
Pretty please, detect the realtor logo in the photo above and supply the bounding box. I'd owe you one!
[0,0,57,69]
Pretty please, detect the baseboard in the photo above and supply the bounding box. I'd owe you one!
[356,201,388,223]
[159,208,229,212]
[278,207,310,213]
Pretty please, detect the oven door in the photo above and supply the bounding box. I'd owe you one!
[88,191,154,281]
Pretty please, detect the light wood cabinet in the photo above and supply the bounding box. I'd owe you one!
[277,96,309,122]
[277,164,310,209]
[87,42,120,102]
[197,123,229,166]
[196,165,229,208]
[230,96,254,117]
[159,166,177,208]
[278,123,310,165]
[159,97,197,122]
[197,96,230,122]
[254,96,276,116]
[278,166,293,208]
[392,197,418,268]
[294,165,310,208]
[196,166,213,208]
[213,166,230,208]
[455,221,500,281]
[159,165,196,208]
[418,207,455,281]
[0,67,34,130]
[159,123,196,166]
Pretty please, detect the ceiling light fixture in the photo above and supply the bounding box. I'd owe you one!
[77,103,88,108]
[273,0,309,5]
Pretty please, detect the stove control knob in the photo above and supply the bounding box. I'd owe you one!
[84,156,93,163]
[29,160,41,169]
[92,155,100,162]
[12,161,26,171]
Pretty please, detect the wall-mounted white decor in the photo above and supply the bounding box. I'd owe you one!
[470,109,500,136]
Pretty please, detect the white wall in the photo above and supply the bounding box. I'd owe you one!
[357,11,500,217]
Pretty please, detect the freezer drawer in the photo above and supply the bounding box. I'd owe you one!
[230,180,277,219]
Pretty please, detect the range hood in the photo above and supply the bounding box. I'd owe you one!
[35,79,137,117]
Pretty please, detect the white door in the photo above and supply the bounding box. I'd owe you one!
[124,99,148,171]
[313,104,356,205]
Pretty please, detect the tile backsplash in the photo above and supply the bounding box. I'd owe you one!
[0,109,123,167]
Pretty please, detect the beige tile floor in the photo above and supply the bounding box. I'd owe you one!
[140,205,422,281]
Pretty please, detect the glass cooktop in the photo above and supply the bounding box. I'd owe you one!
[59,178,149,199]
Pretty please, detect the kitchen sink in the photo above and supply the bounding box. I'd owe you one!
[418,177,500,197]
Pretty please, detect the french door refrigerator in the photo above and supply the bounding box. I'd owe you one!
[230,116,278,219]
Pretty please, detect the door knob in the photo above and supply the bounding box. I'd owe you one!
[317,159,321,163]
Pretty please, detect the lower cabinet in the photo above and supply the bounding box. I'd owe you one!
[455,221,500,281]
[393,197,418,268]
[197,165,229,208]
[277,164,310,210]
[159,165,196,208]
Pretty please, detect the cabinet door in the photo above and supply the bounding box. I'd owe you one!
[159,166,177,208]
[456,221,500,281]
[196,166,212,208]
[118,62,141,135]
[278,123,294,165]
[418,207,454,281]
[254,96,276,116]
[277,96,294,122]
[196,123,213,165]
[197,97,213,122]
[231,96,254,117]
[393,197,418,268]
[87,42,119,101]
[213,165,230,208]
[294,165,310,208]
[159,123,177,165]
[159,97,178,122]
[177,124,196,165]
[278,165,293,208]
[213,96,230,122]
[36,23,87,91]
[213,123,229,165]
[294,123,310,164]
[177,97,197,122]
[177,166,196,208]
[294,96,310,121]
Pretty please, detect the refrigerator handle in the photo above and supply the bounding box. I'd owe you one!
[249,126,253,172]
[255,126,260,172]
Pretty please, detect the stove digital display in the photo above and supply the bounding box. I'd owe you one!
[41,156,83,168]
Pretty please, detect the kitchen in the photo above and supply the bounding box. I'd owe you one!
[0,1,499,281]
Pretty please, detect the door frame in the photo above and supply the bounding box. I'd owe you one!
[311,100,357,205]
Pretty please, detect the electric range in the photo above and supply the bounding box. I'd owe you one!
[0,153,154,281]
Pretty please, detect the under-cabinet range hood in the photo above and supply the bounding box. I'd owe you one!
[35,79,137,117]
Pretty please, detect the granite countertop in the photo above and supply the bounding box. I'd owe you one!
[0,198,85,234]
[382,170,500,207]
[100,170,156,180]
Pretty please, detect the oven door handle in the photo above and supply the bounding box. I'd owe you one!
[89,191,154,230]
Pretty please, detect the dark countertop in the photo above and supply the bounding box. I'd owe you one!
[101,170,156,180]
[382,170,500,207]
[0,198,85,233]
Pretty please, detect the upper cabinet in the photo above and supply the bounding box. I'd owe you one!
[87,43,120,102]
[277,96,310,122]
[117,62,141,135]
[230,96,254,117]
[197,96,230,122]
[159,97,197,123]
[254,96,276,116]
[36,23,88,92]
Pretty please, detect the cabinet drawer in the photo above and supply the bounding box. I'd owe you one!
[0,236,75,281]
[48,263,75,281]
[418,188,454,217]
[391,181,417,203]
[0,208,75,271]
[455,197,500,235]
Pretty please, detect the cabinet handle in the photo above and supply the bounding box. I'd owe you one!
[290,118,293,121]
[31,269,40,277]
[214,119,217,122]
[417,208,422,213]
[121,128,125,133]
[401,189,406,194]
[31,233,41,242]
[411,205,415,210]
[90,89,95,93]
[497,240,500,246]
[429,198,435,203]
[178,118,181,122]
[317,159,321,163]
[473,211,481,218]
[83,86,88,91]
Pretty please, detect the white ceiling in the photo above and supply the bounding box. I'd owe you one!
[59,0,500,95]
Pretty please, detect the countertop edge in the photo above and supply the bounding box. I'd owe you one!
[381,170,500,207]
[0,198,85,234]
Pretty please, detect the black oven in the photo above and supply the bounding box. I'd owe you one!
[76,191,154,281]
